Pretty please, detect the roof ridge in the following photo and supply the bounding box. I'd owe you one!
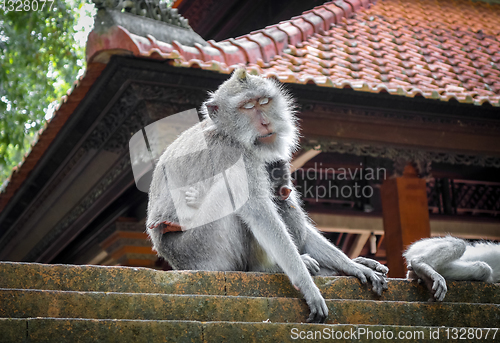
[92,0,192,30]
[211,0,375,66]
[87,1,374,70]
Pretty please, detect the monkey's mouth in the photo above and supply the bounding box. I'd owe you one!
[256,132,276,144]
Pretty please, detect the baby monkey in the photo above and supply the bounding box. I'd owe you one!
[404,236,500,301]
[147,68,388,323]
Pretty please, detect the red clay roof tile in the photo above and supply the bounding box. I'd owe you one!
[308,8,336,29]
[255,0,500,106]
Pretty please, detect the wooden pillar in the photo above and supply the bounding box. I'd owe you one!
[381,164,430,278]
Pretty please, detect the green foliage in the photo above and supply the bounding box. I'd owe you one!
[0,0,88,186]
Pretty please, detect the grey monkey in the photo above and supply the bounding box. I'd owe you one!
[147,68,388,323]
[404,236,500,301]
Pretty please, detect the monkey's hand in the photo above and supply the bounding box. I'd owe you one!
[347,262,388,296]
[429,272,447,302]
[353,256,389,275]
[408,259,448,301]
[185,187,202,208]
[298,283,328,323]
[301,254,320,275]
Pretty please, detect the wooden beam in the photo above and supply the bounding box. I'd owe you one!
[110,246,156,260]
[123,259,157,267]
[310,213,384,235]
[310,212,500,240]
[299,112,500,156]
[290,148,321,172]
[430,219,500,240]
[381,165,430,278]
[87,250,109,265]
[348,232,371,259]
[100,231,149,250]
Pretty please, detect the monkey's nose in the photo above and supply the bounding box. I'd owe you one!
[260,115,270,126]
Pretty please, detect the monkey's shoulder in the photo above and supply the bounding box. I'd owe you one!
[159,122,206,159]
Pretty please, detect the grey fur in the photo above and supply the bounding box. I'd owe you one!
[404,236,500,301]
[147,69,388,323]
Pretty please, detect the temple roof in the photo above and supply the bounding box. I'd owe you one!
[87,0,500,107]
[1,0,500,211]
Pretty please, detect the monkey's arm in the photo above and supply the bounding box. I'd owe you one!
[238,198,328,323]
[404,236,470,301]
[407,257,447,301]
[280,191,387,295]
[303,225,387,296]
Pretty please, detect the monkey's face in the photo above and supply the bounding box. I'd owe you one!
[203,68,298,161]
[239,97,276,144]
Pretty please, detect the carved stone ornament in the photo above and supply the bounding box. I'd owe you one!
[92,0,191,29]
[302,140,500,169]
[84,83,206,153]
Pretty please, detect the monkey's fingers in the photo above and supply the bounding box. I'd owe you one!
[353,257,389,275]
[377,264,389,275]
[185,187,200,199]
[354,264,387,296]
[185,199,201,208]
[382,277,389,291]
[370,272,389,296]
[431,276,447,301]
[185,195,199,202]
[307,311,326,324]
[369,272,388,296]
[345,262,371,285]
[185,196,198,202]
[433,286,446,302]
[352,269,368,284]
[306,298,328,323]
[301,254,320,274]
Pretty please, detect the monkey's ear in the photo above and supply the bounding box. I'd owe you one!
[234,68,248,83]
[205,101,219,117]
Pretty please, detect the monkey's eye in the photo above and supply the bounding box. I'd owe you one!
[259,97,270,105]
[242,102,255,109]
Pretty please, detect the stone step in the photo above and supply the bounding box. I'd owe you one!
[1,318,496,343]
[1,262,498,303]
[1,288,499,327]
